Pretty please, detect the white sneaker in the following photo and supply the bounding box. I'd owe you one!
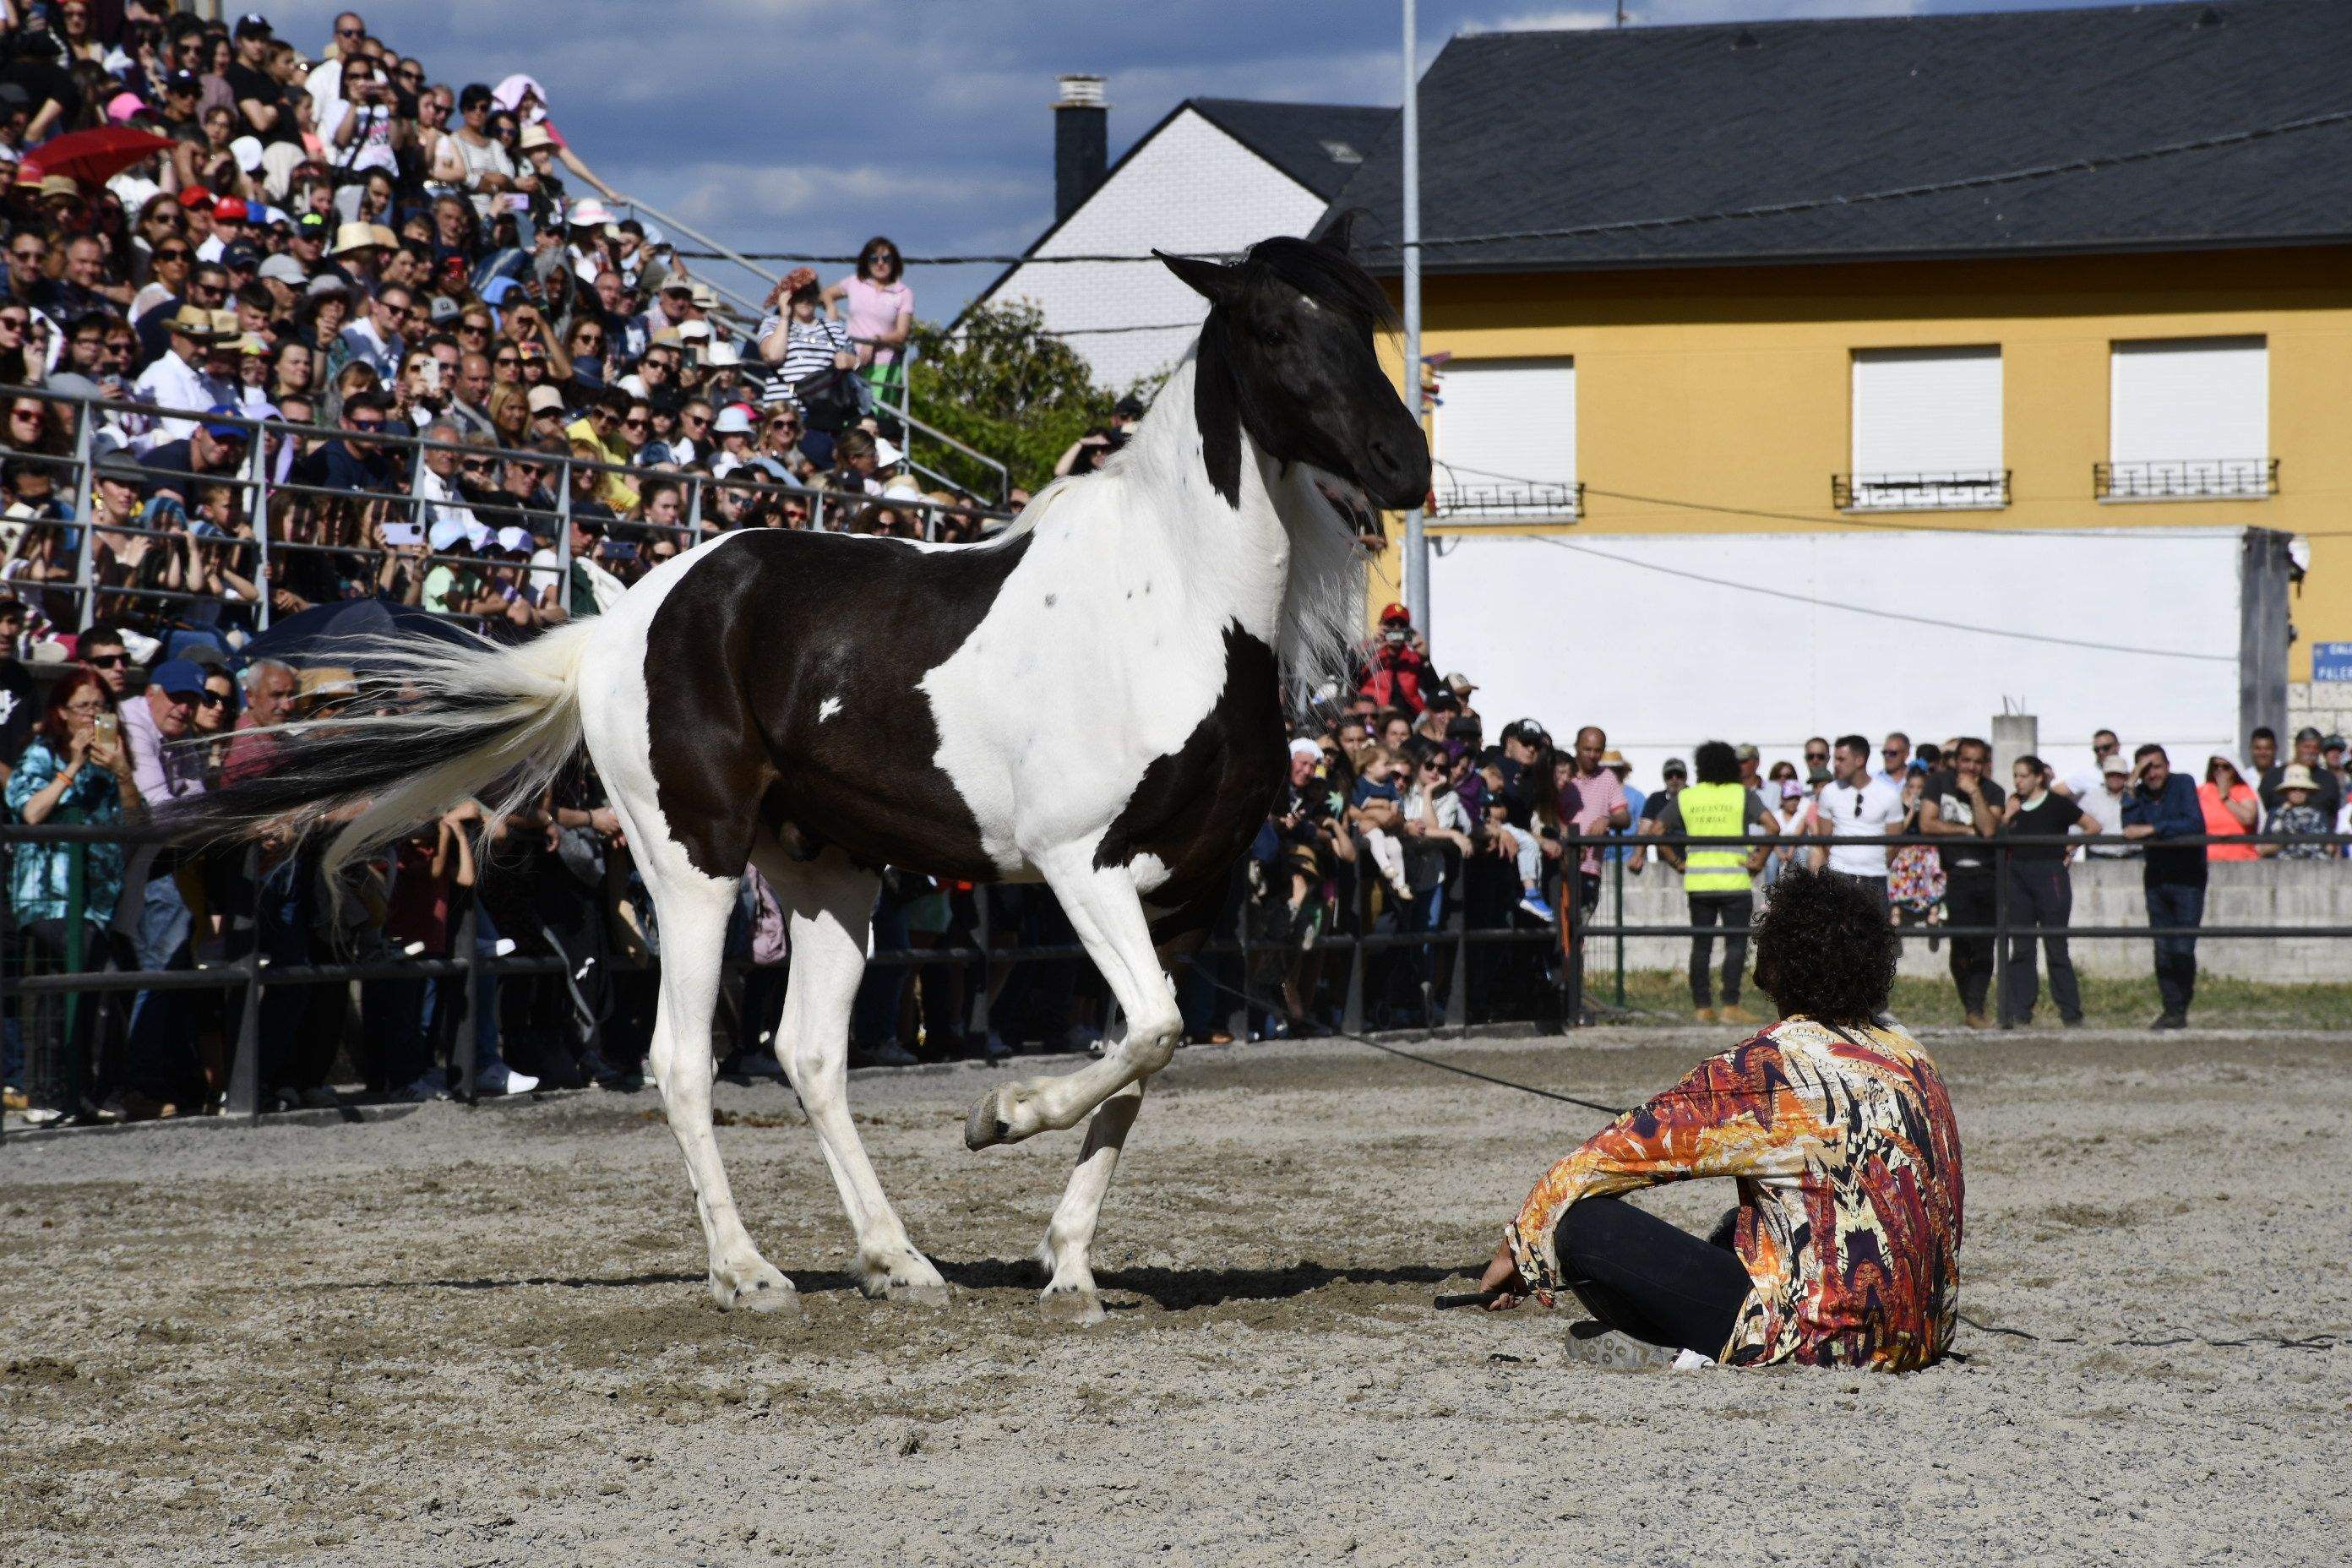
[472,1064,539,1097]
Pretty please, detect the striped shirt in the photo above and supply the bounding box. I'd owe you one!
[754,313,851,407]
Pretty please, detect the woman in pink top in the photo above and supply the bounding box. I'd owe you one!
[2198,753,2260,861]
[827,236,914,400]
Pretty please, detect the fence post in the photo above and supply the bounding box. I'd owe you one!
[1446,871,1469,1033]
[555,454,574,615]
[453,900,479,1102]
[224,846,264,1117]
[61,817,87,1113]
[1993,836,2010,1028]
[1558,848,1584,1032]
[248,429,274,631]
[1340,874,1368,1036]
[1611,848,1625,1010]
[1228,900,1253,1043]
[67,403,96,631]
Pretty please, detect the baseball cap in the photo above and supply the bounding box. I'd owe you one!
[105,91,149,125]
[215,196,249,223]
[164,68,199,95]
[873,438,905,470]
[429,296,460,324]
[230,136,265,175]
[2100,754,2131,776]
[258,253,307,286]
[221,242,260,271]
[1446,672,1478,696]
[1288,738,1321,761]
[201,406,249,441]
[427,517,474,553]
[294,210,329,237]
[233,13,274,40]
[1502,718,1547,747]
[1734,743,1760,762]
[525,385,567,416]
[1379,601,1410,623]
[1662,757,1689,778]
[493,525,534,557]
[148,658,207,699]
[177,184,214,210]
[2326,734,2347,752]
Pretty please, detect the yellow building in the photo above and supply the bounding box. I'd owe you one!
[1326,0,2352,747]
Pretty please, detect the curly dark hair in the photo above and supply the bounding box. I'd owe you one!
[1750,865,1900,1026]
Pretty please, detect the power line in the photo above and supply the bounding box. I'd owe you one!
[672,105,2352,270]
[1513,534,2235,662]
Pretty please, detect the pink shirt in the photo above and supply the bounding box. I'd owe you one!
[1570,766,1627,875]
[839,275,913,366]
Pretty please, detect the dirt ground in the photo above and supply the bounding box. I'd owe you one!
[5,1023,2348,1566]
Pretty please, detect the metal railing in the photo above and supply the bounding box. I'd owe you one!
[1554,828,2352,1028]
[5,817,2346,1137]
[1433,479,1584,521]
[2093,458,2278,501]
[1832,470,2011,510]
[0,383,1015,642]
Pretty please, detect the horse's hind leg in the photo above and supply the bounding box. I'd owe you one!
[754,841,948,1305]
[638,851,795,1312]
[1037,1080,1144,1324]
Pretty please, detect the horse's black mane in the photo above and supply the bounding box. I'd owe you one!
[1236,233,1397,330]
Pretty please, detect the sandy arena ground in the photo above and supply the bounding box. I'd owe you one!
[5,1024,2349,1565]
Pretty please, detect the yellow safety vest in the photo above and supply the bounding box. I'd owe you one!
[1680,781,1751,893]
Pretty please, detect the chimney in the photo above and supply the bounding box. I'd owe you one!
[1054,74,1108,222]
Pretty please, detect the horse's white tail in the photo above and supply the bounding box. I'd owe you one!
[171,619,600,880]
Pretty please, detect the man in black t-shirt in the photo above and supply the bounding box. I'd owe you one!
[1917,736,2006,1027]
[225,15,297,150]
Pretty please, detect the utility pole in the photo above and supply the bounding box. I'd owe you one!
[1401,0,1429,635]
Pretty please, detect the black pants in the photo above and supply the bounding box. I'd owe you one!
[2001,863,2082,1026]
[1685,890,1751,1008]
[2146,879,2206,1018]
[1943,873,1995,1016]
[1553,1195,1750,1357]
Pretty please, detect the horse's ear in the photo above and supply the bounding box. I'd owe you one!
[1156,249,1238,304]
[1320,210,1360,256]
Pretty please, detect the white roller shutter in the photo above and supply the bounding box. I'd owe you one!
[1433,358,1576,519]
[1848,346,2004,509]
[2109,336,2268,498]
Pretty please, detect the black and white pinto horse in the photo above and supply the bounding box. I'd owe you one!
[192,227,1429,1320]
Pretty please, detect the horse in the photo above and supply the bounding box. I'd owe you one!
[181,222,1429,1322]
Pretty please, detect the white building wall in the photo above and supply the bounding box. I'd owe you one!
[983,110,1332,390]
[1429,528,2247,793]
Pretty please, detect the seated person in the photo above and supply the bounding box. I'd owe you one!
[1477,865,1963,1370]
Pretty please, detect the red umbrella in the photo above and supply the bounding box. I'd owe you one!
[20,127,176,189]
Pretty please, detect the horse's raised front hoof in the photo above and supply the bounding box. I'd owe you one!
[858,1248,950,1306]
[1037,1282,1106,1326]
[710,1255,800,1316]
[964,1082,1038,1150]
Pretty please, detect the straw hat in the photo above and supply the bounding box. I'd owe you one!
[519,122,556,153]
[163,302,227,341]
[2279,764,2319,792]
[368,223,400,252]
[329,221,382,257]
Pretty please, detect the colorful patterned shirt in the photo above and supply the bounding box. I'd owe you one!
[1505,1017,1963,1369]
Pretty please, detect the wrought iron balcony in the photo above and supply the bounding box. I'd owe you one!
[1832,471,2011,511]
[2094,458,2277,501]
[1432,479,1585,521]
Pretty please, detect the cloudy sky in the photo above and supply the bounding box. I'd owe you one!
[262,0,2120,317]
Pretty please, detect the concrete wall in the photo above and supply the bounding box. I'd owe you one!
[1590,857,2351,983]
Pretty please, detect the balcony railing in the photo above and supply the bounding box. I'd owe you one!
[2094,458,2277,502]
[1832,471,2010,511]
[1431,479,1584,522]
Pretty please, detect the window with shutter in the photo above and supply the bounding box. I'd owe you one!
[1432,358,1579,520]
[2103,337,2271,500]
[1843,346,2006,509]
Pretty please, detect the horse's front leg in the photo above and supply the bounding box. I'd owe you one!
[965,856,1180,1149]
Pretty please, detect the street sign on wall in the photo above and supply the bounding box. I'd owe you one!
[2315,642,2352,683]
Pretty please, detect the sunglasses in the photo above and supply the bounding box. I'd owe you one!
[683,413,710,427]
[622,416,647,430]
[86,653,128,668]
[768,420,798,431]
[155,248,192,262]
[348,418,385,432]
[494,355,519,368]
[460,321,491,335]
[197,690,229,708]
[0,317,26,331]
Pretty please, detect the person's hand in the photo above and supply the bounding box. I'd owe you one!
[589,805,620,837]
[1478,1240,1527,1309]
[2123,823,2155,841]
[272,587,308,613]
[1402,815,1426,838]
[65,724,94,767]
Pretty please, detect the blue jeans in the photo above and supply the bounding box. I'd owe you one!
[125,868,196,1100]
[2145,879,2205,1018]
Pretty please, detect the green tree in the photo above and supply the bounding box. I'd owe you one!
[906,302,1124,496]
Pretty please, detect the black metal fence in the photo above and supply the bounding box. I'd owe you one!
[5,817,2348,1139]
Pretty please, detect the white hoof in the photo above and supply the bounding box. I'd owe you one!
[710,1255,799,1315]
[858,1248,950,1306]
[1037,1282,1106,1326]
[965,1081,1047,1149]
